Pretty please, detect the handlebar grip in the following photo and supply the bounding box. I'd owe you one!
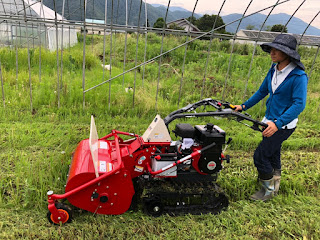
[229,104,236,109]
[226,102,243,112]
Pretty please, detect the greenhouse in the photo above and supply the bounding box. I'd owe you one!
[0,0,77,50]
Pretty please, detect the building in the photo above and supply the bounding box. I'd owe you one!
[166,18,200,32]
[235,30,320,47]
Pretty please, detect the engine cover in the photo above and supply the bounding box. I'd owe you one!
[194,124,225,174]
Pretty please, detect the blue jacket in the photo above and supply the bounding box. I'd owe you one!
[242,64,308,129]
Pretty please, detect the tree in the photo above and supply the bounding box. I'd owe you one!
[264,25,272,31]
[153,18,165,29]
[195,14,225,33]
[246,24,256,30]
[186,16,197,25]
[271,24,288,33]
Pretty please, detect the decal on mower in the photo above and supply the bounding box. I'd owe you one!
[99,141,109,149]
[154,133,163,139]
[207,161,217,170]
[99,161,112,172]
[138,156,146,164]
[134,165,144,172]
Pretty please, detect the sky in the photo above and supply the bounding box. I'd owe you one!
[146,0,320,29]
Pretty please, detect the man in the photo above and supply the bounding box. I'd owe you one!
[234,34,308,201]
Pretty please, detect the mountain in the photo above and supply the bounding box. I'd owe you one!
[41,0,320,35]
[151,4,190,13]
[151,5,202,23]
[221,13,320,36]
[42,0,201,26]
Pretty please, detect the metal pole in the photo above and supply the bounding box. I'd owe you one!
[53,0,60,108]
[18,22,21,47]
[201,0,226,99]
[102,0,108,84]
[15,23,19,87]
[108,0,114,109]
[22,0,33,112]
[60,0,66,101]
[41,1,48,49]
[32,22,34,48]
[128,0,132,24]
[309,45,319,80]
[122,0,128,87]
[221,0,253,101]
[155,0,171,110]
[116,0,120,24]
[132,0,143,108]
[13,0,19,87]
[67,0,71,50]
[80,0,83,21]
[0,60,5,107]
[91,0,94,52]
[6,20,10,48]
[141,0,148,86]
[38,21,42,83]
[177,0,199,107]
[113,0,120,53]
[82,0,88,109]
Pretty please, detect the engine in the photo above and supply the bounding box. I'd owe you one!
[151,122,226,177]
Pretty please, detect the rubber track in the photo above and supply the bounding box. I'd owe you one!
[140,177,229,216]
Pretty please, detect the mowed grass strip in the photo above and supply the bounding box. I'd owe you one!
[0,115,319,239]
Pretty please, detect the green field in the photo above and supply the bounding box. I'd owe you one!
[0,33,319,239]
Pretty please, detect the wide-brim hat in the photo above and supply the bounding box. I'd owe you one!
[261,34,305,70]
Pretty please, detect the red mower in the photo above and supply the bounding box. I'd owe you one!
[47,99,267,224]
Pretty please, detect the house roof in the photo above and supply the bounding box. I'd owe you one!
[238,29,320,46]
[167,18,200,32]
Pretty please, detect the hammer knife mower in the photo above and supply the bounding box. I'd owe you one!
[47,98,267,224]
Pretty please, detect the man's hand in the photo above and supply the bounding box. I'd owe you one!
[262,121,278,137]
[234,105,244,112]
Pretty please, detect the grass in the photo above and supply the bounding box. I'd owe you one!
[0,32,319,239]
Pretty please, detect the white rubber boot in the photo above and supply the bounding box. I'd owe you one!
[273,169,281,196]
[250,177,275,202]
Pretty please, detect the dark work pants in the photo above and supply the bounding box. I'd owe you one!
[253,128,295,180]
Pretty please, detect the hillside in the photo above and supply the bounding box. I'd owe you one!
[149,4,320,36]
[39,1,320,35]
[42,0,200,26]
[222,13,320,36]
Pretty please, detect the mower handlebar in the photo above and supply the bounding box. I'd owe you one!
[164,99,268,132]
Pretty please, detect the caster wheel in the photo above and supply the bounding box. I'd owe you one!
[47,202,73,225]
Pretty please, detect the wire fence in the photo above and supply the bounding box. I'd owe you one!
[0,0,319,112]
